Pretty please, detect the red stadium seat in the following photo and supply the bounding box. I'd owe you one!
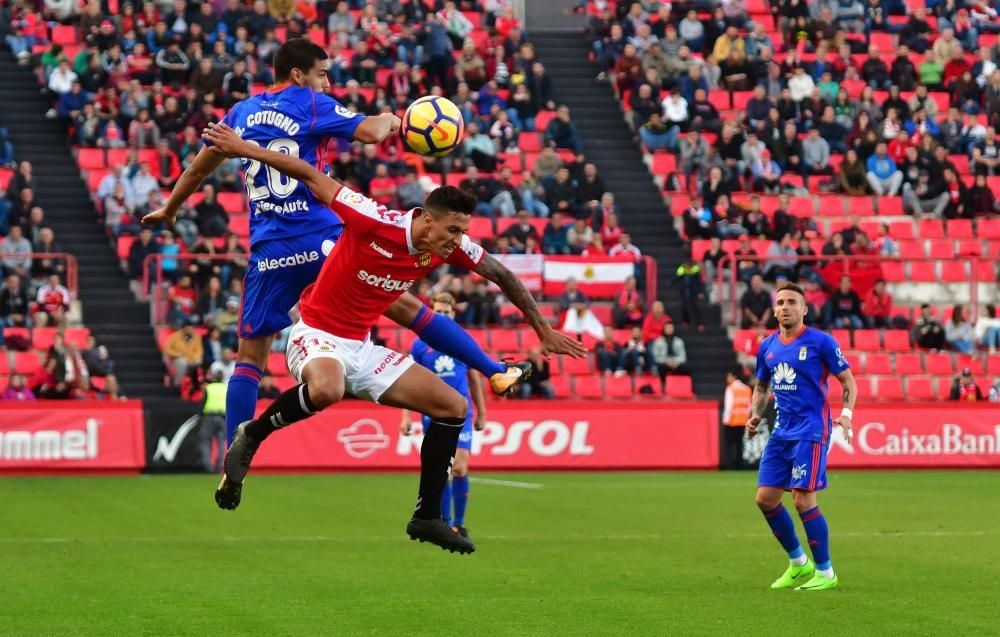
[876,197,904,216]
[948,153,971,175]
[12,352,41,375]
[817,197,845,216]
[975,261,997,282]
[905,376,936,399]
[466,217,494,240]
[865,353,892,375]
[897,239,925,259]
[466,329,490,351]
[843,351,862,371]
[957,355,984,375]
[31,327,58,350]
[267,352,290,376]
[940,261,968,282]
[51,24,79,45]
[947,219,975,238]
[520,329,541,350]
[670,194,691,215]
[830,329,852,348]
[978,218,1000,239]
[518,132,542,153]
[217,192,245,214]
[894,353,923,375]
[988,356,1000,375]
[875,376,904,400]
[886,219,914,239]
[847,197,875,216]
[880,260,906,282]
[708,91,731,110]
[603,375,634,398]
[924,353,954,375]
[63,327,90,348]
[917,218,945,239]
[909,261,937,281]
[573,376,603,398]
[228,215,250,238]
[789,197,815,217]
[560,355,591,375]
[665,375,694,398]
[884,330,911,351]
[87,169,110,192]
[927,239,954,259]
[854,376,874,400]
[852,329,880,351]
[117,235,135,261]
[489,329,520,352]
[534,110,557,131]
[957,240,984,256]
[650,153,676,176]
[549,376,572,398]
[76,148,106,170]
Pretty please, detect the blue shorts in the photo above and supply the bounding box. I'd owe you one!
[757,437,829,492]
[239,228,342,339]
[423,411,474,451]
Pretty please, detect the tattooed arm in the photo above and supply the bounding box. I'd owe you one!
[746,377,771,438]
[834,368,858,444]
[473,253,588,358]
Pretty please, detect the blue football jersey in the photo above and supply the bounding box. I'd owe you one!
[410,338,471,399]
[755,326,850,444]
[221,85,365,247]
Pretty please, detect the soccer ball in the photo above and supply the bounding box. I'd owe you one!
[401,96,464,157]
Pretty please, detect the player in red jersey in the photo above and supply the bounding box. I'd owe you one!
[204,123,586,554]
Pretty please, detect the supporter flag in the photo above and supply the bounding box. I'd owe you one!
[474,254,544,292]
[542,256,636,297]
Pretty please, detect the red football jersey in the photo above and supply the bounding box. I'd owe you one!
[299,184,485,340]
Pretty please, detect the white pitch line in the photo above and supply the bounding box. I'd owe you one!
[468,477,543,489]
[0,530,990,544]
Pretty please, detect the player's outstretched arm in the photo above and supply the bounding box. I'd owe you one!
[353,112,402,144]
[141,146,225,226]
[473,253,588,359]
[203,122,340,207]
[746,377,770,438]
[833,369,857,445]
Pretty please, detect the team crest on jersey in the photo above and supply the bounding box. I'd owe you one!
[798,346,808,361]
[418,252,432,267]
[792,464,807,481]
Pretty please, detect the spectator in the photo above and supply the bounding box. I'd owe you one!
[167,274,198,327]
[567,218,595,254]
[501,209,541,254]
[675,256,706,329]
[542,212,571,255]
[763,234,798,282]
[991,377,1000,403]
[721,367,752,470]
[863,279,894,328]
[189,56,222,97]
[128,108,161,149]
[965,174,998,215]
[679,130,710,190]
[195,184,230,237]
[559,277,603,339]
[544,105,583,154]
[257,373,282,400]
[462,122,498,172]
[945,304,976,353]
[740,274,772,329]
[824,275,865,329]
[31,227,65,280]
[595,326,624,374]
[751,148,782,193]
[156,37,191,86]
[0,273,30,329]
[0,226,32,280]
[802,127,833,186]
[131,161,159,205]
[153,139,182,189]
[866,142,904,195]
[34,274,71,327]
[612,275,644,328]
[913,303,947,350]
[641,300,671,345]
[368,164,397,207]
[96,164,136,207]
[838,148,870,195]
[520,347,554,399]
[162,321,203,388]
[209,347,236,385]
[950,368,984,401]
[82,335,115,377]
[127,227,159,281]
[902,170,949,217]
[544,170,580,218]
[48,58,78,97]
[532,145,564,181]
[214,298,241,349]
[618,326,649,375]
[975,304,1000,354]
[639,111,678,151]
[683,195,716,240]
[650,322,691,380]
[734,237,762,283]
[1,374,36,401]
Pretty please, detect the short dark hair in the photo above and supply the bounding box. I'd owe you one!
[776,281,806,298]
[424,186,477,216]
[273,38,328,81]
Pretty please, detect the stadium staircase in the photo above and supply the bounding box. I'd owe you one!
[0,50,173,398]
[532,31,736,396]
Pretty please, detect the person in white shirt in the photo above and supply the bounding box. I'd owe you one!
[975,304,1000,354]
[608,233,642,261]
[788,66,816,102]
[661,88,690,128]
[47,59,78,95]
[97,165,136,207]
[130,161,159,206]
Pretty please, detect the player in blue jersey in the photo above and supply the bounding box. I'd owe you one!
[400,292,487,540]
[142,39,532,443]
[746,281,858,591]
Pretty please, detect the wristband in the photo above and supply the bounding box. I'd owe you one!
[840,408,853,420]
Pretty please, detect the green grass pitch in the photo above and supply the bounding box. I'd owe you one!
[2,471,997,636]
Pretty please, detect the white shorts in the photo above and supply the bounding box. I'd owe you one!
[285,319,415,404]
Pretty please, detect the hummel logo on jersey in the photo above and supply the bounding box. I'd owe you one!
[369,241,393,258]
[433,355,456,377]
[357,269,414,293]
[772,362,798,390]
[258,250,320,272]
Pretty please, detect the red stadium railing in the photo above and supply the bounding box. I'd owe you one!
[711,254,992,327]
[0,253,79,297]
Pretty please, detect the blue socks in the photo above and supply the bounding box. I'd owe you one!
[762,503,804,559]
[799,506,831,571]
[226,362,263,444]
[409,305,506,377]
[440,478,453,525]
[452,475,469,527]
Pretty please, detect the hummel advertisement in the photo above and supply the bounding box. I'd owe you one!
[0,401,145,472]
[250,401,721,471]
